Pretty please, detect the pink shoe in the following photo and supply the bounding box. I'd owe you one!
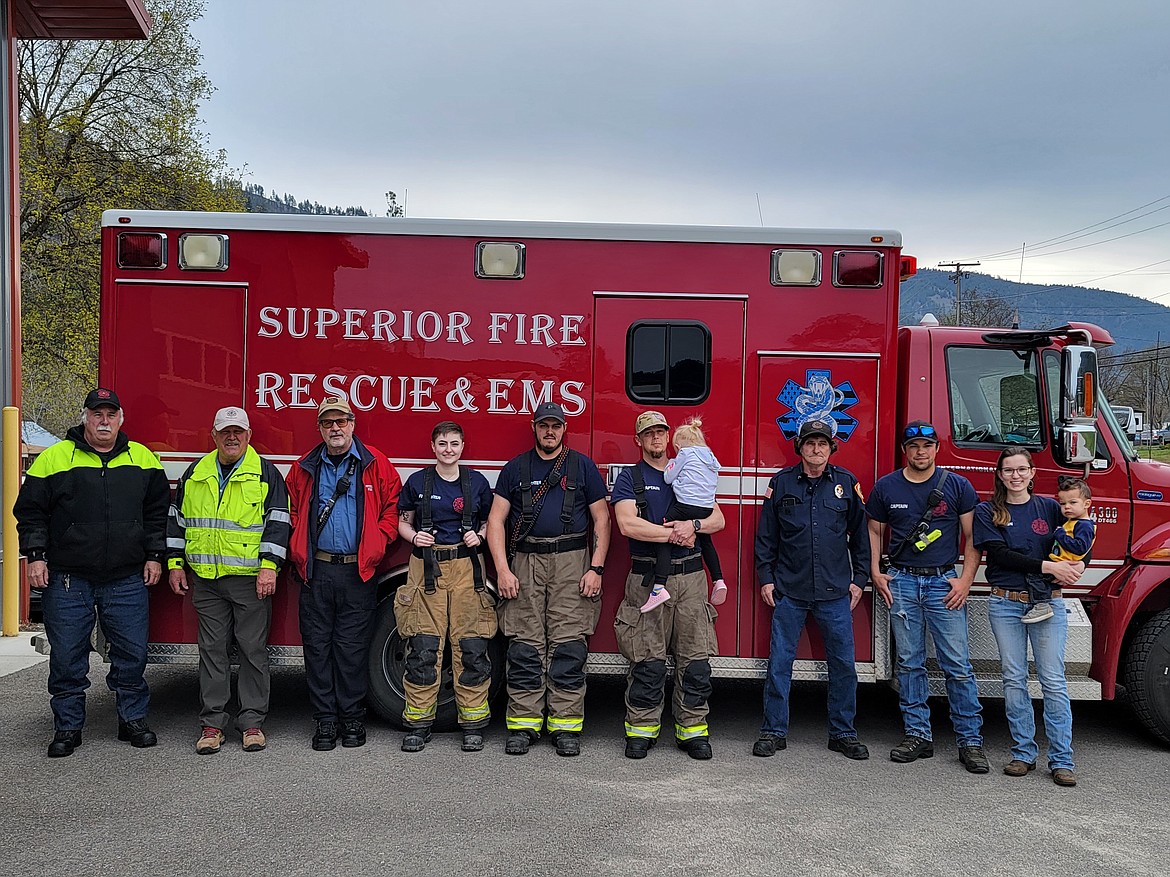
[710,579,727,606]
[640,586,671,613]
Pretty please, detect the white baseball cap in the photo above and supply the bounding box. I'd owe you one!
[213,407,251,431]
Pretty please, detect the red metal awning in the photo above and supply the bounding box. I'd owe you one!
[13,0,150,40]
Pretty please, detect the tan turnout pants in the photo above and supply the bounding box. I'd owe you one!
[498,544,600,735]
[393,547,498,729]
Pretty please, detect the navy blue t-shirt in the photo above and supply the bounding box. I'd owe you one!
[866,469,978,568]
[399,466,494,545]
[494,449,607,537]
[973,496,1064,590]
[610,461,690,560]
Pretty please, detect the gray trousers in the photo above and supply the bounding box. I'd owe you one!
[192,573,272,731]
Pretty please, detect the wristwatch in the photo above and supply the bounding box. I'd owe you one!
[692,520,702,533]
[589,565,605,576]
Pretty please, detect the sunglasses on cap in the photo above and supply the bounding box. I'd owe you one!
[902,425,937,440]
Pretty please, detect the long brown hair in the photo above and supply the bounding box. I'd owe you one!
[990,445,1034,527]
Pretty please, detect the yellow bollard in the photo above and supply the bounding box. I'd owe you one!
[2,406,19,635]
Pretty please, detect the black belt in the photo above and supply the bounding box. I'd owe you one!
[314,550,358,564]
[413,545,477,563]
[632,555,704,575]
[516,534,587,555]
[891,565,954,577]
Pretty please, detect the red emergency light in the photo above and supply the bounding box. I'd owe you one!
[117,232,166,269]
[900,255,918,280]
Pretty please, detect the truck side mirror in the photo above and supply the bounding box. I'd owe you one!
[1059,424,1097,465]
[1060,344,1097,423]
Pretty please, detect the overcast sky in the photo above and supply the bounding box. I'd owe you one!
[192,1,1170,301]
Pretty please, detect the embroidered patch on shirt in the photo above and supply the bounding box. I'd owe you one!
[834,483,845,498]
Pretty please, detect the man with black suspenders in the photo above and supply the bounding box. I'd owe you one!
[486,402,610,757]
[395,421,496,753]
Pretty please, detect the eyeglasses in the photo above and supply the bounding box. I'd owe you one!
[318,417,352,429]
[1000,466,1033,476]
[902,425,937,440]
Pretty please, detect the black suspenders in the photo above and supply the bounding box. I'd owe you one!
[418,466,485,593]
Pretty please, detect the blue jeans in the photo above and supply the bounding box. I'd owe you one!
[761,593,857,739]
[889,571,983,746]
[988,595,1074,770]
[41,572,151,731]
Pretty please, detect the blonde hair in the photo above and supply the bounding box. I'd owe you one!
[672,417,708,450]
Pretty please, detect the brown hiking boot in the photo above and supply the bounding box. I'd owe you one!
[1003,759,1036,776]
[196,727,225,755]
[1051,768,1077,787]
[242,728,266,751]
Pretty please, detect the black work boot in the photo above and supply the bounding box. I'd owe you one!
[47,730,82,758]
[889,735,934,763]
[401,729,432,752]
[677,736,713,760]
[341,720,366,748]
[462,731,484,752]
[505,730,537,755]
[827,735,870,760]
[624,736,656,760]
[117,719,158,748]
[553,733,581,757]
[752,734,787,757]
[312,720,339,751]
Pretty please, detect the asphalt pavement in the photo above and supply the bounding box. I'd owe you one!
[0,658,1165,877]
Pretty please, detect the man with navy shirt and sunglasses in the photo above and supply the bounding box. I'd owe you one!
[866,420,989,773]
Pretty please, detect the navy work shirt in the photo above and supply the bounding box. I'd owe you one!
[398,466,493,544]
[754,463,870,601]
[494,448,607,537]
[866,469,978,569]
[973,496,1064,591]
[610,461,693,560]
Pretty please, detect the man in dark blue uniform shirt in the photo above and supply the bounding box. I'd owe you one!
[752,418,871,761]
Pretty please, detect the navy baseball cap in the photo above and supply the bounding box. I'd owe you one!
[797,419,835,443]
[533,402,567,424]
[902,420,939,445]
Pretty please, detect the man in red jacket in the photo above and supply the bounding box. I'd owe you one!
[287,396,402,751]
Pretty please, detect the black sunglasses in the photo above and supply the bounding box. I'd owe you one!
[903,425,937,440]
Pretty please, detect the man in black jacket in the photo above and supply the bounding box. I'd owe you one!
[15,389,170,758]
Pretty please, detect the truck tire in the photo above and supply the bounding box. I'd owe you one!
[1123,608,1170,746]
[366,593,507,731]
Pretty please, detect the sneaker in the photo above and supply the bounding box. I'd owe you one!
[625,736,655,759]
[196,727,225,755]
[462,732,484,752]
[889,735,934,763]
[312,720,339,751]
[118,718,158,748]
[242,728,266,752]
[752,734,786,757]
[958,745,990,774]
[677,736,713,760]
[640,586,671,613]
[341,720,366,748]
[401,730,432,753]
[1051,768,1077,787]
[1003,759,1036,776]
[47,730,82,758]
[710,579,727,606]
[505,730,537,755]
[827,735,870,760]
[1022,602,1054,624]
[554,732,581,757]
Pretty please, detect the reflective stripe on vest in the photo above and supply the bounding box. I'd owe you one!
[180,449,274,579]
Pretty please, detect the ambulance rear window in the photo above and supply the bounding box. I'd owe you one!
[626,321,711,404]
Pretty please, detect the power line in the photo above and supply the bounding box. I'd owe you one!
[938,261,980,323]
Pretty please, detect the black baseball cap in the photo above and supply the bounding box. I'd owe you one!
[902,420,939,445]
[797,419,835,442]
[533,402,567,424]
[84,388,121,410]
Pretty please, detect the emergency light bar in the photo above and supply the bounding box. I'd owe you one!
[117,232,166,269]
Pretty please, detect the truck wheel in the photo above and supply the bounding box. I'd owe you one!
[366,594,507,731]
[1123,608,1170,746]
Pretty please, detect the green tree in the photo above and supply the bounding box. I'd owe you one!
[18,0,242,435]
[937,286,1019,329]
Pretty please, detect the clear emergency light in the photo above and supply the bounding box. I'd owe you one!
[117,232,166,269]
[178,234,229,270]
[475,242,525,279]
[770,250,821,285]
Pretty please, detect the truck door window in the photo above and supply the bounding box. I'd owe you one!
[946,346,1043,446]
[626,321,711,403]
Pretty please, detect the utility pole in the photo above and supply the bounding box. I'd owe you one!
[938,262,980,325]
